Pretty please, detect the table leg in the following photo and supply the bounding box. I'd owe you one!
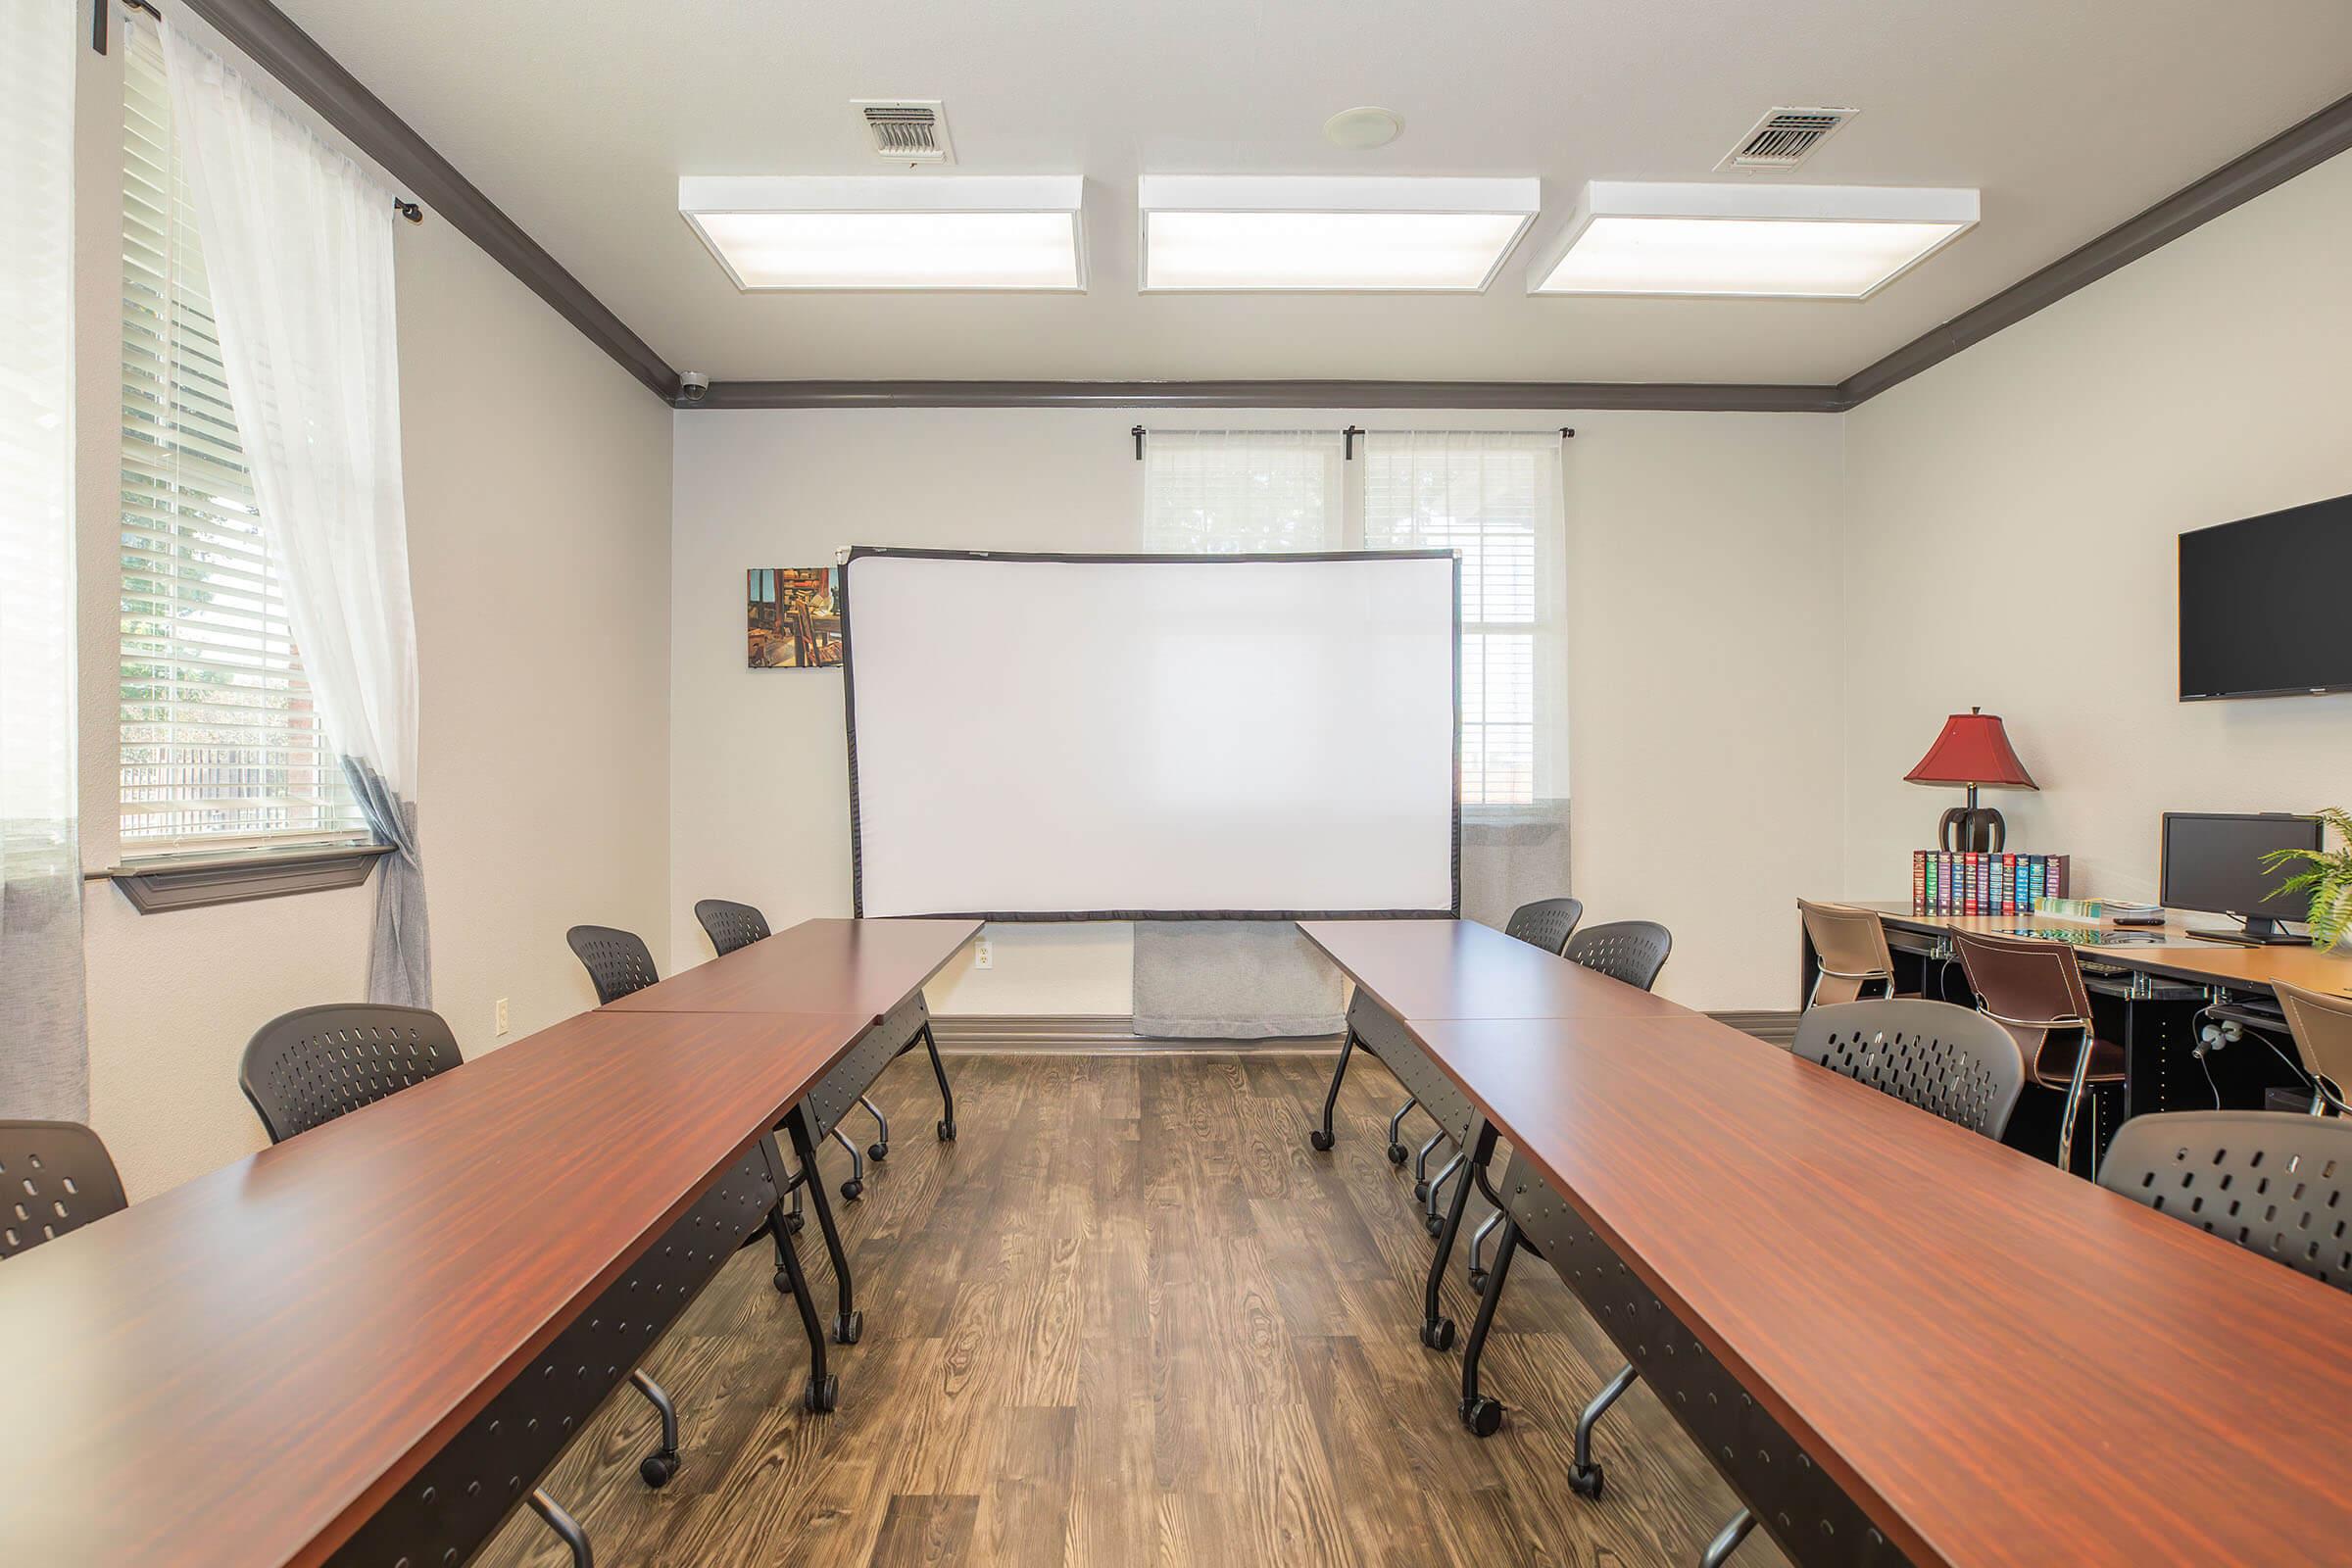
[1457,1215,1519,1437]
[785,1103,862,1345]
[1420,1118,1496,1350]
[917,1020,956,1141]
[1309,1026,1357,1152]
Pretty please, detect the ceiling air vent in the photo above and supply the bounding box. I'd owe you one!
[855,101,954,165]
[1718,106,1856,170]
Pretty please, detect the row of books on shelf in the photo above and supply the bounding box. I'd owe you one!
[1911,850,2071,916]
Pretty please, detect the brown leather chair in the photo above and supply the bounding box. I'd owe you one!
[2274,979,2352,1115]
[1951,928,2124,1175]
[1797,899,1899,1006]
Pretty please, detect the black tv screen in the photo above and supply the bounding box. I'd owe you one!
[2179,493,2352,700]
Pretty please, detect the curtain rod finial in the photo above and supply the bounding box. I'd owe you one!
[393,198,423,223]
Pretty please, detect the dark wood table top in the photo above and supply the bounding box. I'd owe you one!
[1856,900,2352,997]
[1304,918,2352,1567]
[1301,917,1687,1023]
[0,1005,869,1568]
[603,917,981,1020]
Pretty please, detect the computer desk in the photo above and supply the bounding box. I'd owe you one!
[1812,903,2352,1149]
[1304,917,2352,1568]
[0,917,976,1568]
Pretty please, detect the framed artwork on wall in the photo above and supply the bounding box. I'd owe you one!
[748,567,843,668]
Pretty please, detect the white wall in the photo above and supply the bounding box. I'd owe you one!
[72,41,672,1199]
[670,407,1846,1014]
[1841,148,2352,906]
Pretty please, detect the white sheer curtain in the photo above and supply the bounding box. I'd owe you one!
[1,0,89,1119]
[162,18,430,1004]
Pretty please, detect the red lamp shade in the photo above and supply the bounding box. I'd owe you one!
[1905,708,2036,790]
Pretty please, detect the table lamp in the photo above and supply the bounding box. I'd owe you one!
[1905,707,2037,853]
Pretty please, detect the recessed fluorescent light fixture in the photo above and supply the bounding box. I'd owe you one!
[1138,175,1539,292]
[678,175,1085,290]
[1529,181,1978,300]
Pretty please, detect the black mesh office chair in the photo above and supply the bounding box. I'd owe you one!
[2099,1110,2352,1295]
[567,924,662,1004]
[1561,919,1673,991]
[239,1004,463,1143]
[0,1120,128,1259]
[1458,998,2026,1568]
[693,898,769,957]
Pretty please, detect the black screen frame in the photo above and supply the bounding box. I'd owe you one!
[2157,810,2323,920]
[2178,494,2352,702]
[840,545,1463,923]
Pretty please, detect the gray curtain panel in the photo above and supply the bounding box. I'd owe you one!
[348,760,431,1008]
[1460,802,1572,929]
[1132,919,1347,1040]
[0,830,90,1121]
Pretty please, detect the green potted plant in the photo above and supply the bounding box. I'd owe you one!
[2261,807,2352,950]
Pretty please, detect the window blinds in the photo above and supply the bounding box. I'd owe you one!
[118,22,364,854]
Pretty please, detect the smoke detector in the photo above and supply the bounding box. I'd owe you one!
[1718,106,1856,171]
[854,100,955,165]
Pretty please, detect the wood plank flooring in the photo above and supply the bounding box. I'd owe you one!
[474,1052,1790,1568]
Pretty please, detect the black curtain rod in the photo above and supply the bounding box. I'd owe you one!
[95,2,425,224]
[1130,424,1575,461]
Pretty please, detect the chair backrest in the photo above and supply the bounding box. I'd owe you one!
[695,898,771,958]
[240,1004,466,1144]
[1793,1000,2027,1140]
[0,1121,128,1259]
[1950,927,2093,1076]
[567,924,660,1004]
[1797,898,1896,1005]
[1562,920,1672,992]
[2098,1110,2352,1296]
[2274,980,2352,1114]
[1502,897,1583,957]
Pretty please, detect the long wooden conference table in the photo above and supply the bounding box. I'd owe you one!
[0,916,975,1568]
[1300,917,2352,1568]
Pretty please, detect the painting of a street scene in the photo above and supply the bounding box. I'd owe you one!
[748,567,844,668]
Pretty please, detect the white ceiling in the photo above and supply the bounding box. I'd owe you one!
[276,0,2352,386]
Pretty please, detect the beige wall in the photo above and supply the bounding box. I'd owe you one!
[670,407,1847,1015]
[72,41,672,1200]
[1841,148,2352,907]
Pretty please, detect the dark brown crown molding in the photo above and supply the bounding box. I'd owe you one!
[1838,88,2352,408]
[178,0,679,400]
[694,379,1847,413]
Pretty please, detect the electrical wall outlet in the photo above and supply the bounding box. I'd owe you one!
[973,938,993,970]
[494,997,510,1036]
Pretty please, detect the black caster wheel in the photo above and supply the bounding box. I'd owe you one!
[841,1178,864,1201]
[783,1211,806,1236]
[804,1373,840,1413]
[1568,1464,1605,1500]
[1423,1213,1446,1239]
[1420,1317,1456,1351]
[1460,1396,1504,1438]
[1387,1143,1408,1165]
[1309,1129,1335,1152]
[937,1118,956,1142]
[1412,1180,1431,1201]
[834,1310,863,1346]
[1467,1267,1489,1294]
[772,1267,792,1296]
[638,1450,680,1489]
[868,1141,889,1161]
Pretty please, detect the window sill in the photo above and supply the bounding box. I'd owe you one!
[92,843,392,914]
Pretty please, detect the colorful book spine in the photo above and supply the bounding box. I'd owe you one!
[1911,851,2073,915]
[1913,850,1928,913]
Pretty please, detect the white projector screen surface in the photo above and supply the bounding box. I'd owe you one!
[844,550,1458,918]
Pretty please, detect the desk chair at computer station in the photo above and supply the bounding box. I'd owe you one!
[2100,1109,2352,1295]
[2274,980,2352,1115]
[1797,899,1903,1006]
[1454,1000,2025,1568]
[1951,928,2125,1177]
[0,1120,127,1259]
[694,898,958,1188]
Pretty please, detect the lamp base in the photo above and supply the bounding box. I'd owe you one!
[1938,806,2006,854]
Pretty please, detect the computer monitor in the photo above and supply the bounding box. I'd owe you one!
[2159,812,2324,945]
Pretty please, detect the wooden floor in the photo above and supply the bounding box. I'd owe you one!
[477,1051,1789,1568]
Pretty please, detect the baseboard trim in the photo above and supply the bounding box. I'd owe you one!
[932,1010,1800,1051]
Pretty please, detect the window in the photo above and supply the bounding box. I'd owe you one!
[1363,432,1564,809]
[118,24,363,856]
[1141,427,1566,811]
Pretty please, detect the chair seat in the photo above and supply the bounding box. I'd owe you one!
[2031,1034,2124,1089]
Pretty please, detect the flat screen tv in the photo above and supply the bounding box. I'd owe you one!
[2179,492,2352,700]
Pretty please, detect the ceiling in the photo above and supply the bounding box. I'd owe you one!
[275,0,2352,387]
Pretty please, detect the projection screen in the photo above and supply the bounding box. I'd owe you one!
[843,548,1458,920]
